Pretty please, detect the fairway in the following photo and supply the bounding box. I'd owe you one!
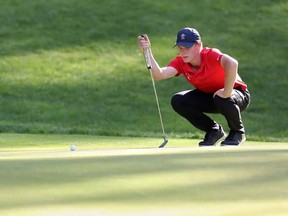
[0,134,287,216]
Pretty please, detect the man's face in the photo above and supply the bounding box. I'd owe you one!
[178,43,200,63]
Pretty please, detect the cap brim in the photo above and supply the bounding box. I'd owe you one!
[173,41,195,48]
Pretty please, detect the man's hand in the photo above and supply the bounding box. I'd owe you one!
[138,34,151,50]
[214,88,231,98]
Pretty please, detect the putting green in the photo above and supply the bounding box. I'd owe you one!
[0,137,287,216]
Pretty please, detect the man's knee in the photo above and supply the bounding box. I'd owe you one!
[171,94,183,112]
[214,95,240,114]
[214,95,234,111]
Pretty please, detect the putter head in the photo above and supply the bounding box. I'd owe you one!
[159,138,168,148]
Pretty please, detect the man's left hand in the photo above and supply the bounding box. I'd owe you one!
[214,88,231,98]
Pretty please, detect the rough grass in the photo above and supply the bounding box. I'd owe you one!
[0,0,287,141]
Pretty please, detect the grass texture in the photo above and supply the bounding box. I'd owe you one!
[0,133,287,216]
[0,0,287,141]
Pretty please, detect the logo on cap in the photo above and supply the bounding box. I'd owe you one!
[180,33,186,40]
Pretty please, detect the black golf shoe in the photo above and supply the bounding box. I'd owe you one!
[221,131,246,146]
[199,126,226,147]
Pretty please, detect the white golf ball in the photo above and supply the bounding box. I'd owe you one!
[70,145,76,151]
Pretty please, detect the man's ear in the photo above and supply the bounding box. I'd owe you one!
[195,41,203,48]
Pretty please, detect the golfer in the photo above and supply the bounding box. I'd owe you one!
[138,27,250,146]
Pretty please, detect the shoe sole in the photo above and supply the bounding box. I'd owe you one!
[220,136,246,147]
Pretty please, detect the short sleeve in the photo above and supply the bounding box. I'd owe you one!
[206,48,223,66]
[168,56,183,76]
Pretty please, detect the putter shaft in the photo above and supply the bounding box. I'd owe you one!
[142,47,168,147]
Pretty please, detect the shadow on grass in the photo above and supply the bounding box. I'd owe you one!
[0,148,287,210]
[0,0,180,56]
[1,0,286,56]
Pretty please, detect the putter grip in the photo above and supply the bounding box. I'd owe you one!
[140,35,152,69]
[143,48,152,69]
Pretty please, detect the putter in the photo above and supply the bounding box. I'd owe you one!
[141,35,168,148]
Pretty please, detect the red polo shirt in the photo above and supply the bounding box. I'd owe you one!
[168,47,247,93]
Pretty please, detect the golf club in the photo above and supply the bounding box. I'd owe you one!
[141,35,168,148]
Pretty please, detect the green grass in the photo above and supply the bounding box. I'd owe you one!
[0,2,287,214]
[0,134,287,216]
[0,0,287,141]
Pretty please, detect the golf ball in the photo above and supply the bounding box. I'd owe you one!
[70,145,76,151]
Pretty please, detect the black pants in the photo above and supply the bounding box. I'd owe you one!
[171,87,250,133]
